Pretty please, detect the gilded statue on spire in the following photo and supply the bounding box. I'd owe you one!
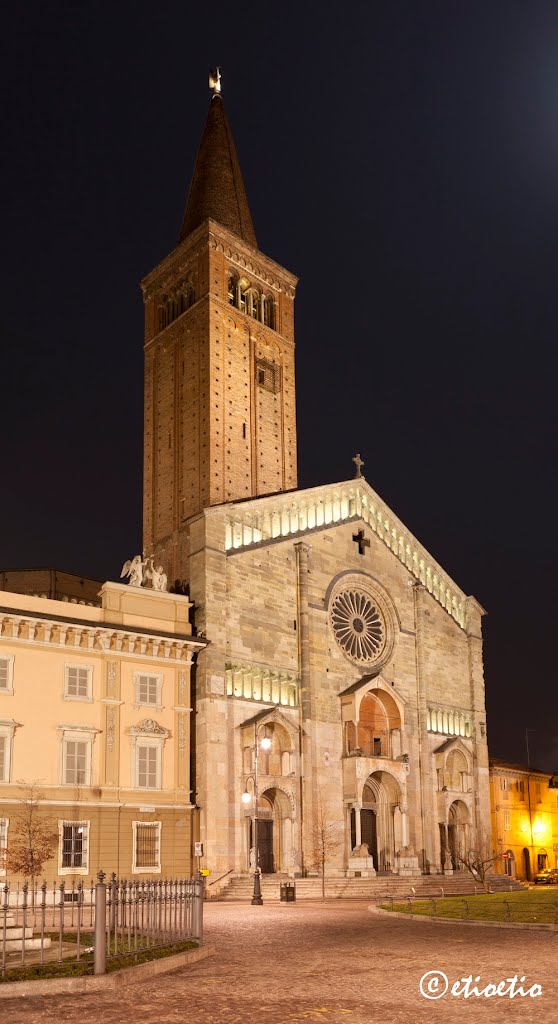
[209,67,221,95]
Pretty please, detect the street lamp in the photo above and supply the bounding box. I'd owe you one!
[241,726,272,906]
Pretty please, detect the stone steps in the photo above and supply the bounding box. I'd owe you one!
[1,913,52,952]
[3,936,52,953]
[213,872,514,902]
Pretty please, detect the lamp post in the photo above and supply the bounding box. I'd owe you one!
[242,725,272,906]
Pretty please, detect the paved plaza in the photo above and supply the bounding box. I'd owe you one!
[3,900,558,1023]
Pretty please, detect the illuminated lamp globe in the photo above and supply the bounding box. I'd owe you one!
[241,790,251,805]
[260,736,272,750]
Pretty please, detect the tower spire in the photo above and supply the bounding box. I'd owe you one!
[179,73,257,247]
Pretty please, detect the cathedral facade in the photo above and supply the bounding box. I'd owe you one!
[141,81,491,880]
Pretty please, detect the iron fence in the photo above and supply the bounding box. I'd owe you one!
[1,873,203,979]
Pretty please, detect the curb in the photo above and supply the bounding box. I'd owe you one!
[369,906,558,931]
[0,944,215,999]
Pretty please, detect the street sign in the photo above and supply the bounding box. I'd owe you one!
[200,868,210,877]
[194,841,203,857]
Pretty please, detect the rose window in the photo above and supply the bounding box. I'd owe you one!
[330,590,386,664]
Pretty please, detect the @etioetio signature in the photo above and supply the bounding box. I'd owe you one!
[419,971,542,1000]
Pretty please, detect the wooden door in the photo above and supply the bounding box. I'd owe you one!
[258,820,274,873]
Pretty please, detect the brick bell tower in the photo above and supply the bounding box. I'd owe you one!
[141,72,298,585]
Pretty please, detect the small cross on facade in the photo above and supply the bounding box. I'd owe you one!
[352,453,364,479]
[352,529,370,556]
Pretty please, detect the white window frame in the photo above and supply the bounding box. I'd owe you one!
[0,720,17,783]
[0,817,8,876]
[0,656,15,696]
[133,672,163,711]
[62,737,91,786]
[132,821,162,873]
[58,820,90,875]
[134,739,162,790]
[504,809,511,831]
[59,726,99,787]
[64,663,93,702]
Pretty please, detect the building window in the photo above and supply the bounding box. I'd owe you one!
[0,657,14,695]
[158,278,195,331]
[262,295,275,329]
[504,809,511,831]
[136,744,161,789]
[255,359,281,394]
[132,822,161,873]
[64,665,92,701]
[226,270,277,331]
[58,727,99,786]
[63,739,90,785]
[134,673,162,709]
[59,821,89,873]
[0,725,15,783]
[517,780,525,797]
[0,818,8,874]
[535,782,542,802]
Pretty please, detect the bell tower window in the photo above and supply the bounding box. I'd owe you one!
[158,276,196,331]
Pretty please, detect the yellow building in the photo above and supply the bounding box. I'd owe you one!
[490,759,558,881]
[0,582,205,882]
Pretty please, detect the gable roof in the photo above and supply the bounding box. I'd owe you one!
[207,477,482,630]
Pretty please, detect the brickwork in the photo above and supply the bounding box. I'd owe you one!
[142,223,298,584]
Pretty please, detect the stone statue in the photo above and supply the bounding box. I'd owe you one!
[145,558,168,592]
[120,554,146,587]
[352,453,364,479]
[120,553,169,592]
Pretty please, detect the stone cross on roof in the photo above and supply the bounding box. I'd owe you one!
[352,453,364,479]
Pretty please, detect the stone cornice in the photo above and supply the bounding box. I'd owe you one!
[0,609,204,664]
[141,219,297,300]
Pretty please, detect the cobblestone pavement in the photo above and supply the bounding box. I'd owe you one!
[3,900,558,1023]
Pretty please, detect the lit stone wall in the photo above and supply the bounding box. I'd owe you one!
[188,479,490,879]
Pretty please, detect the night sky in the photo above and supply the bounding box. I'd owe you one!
[1,3,557,770]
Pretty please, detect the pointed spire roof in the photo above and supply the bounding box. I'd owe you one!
[180,93,257,248]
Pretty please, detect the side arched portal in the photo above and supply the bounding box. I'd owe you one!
[359,771,402,872]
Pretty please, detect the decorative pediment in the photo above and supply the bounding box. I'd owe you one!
[238,706,298,743]
[130,718,169,738]
[433,736,471,758]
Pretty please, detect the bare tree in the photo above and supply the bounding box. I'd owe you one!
[455,833,496,889]
[5,782,58,892]
[306,795,344,901]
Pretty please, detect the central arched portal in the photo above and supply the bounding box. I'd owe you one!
[251,787,293,874]
[356,771,402,872]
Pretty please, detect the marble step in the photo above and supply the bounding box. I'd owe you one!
[3,936,52,952]
[2,927,34,939]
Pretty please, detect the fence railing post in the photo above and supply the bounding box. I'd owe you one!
[193,878,203,944]
[94,871,107,976]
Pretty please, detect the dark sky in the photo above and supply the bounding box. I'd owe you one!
[1,2,557,770]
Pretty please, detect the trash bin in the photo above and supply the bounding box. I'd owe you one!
[280,882,296,902]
